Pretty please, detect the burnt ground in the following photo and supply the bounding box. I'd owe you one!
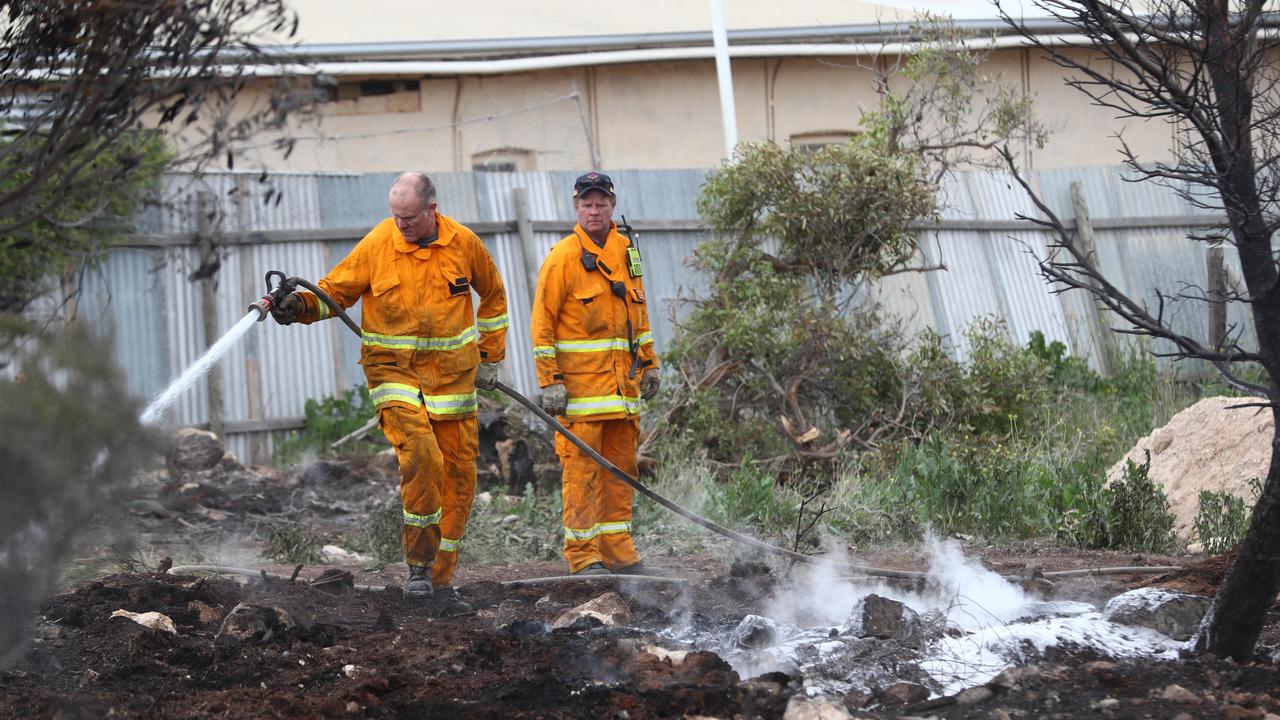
[4,555,1280,719]
[6,438,1280,718]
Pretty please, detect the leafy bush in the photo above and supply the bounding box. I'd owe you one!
[260,520,323,564]
[1195,480,1259,555]
[0,134,169,312]
[1,320,154,669]
[463,484,563,564]
[703,460,807,547]
[356,493,404,567]
[1072,452,1177,553]
[274,385,381,466]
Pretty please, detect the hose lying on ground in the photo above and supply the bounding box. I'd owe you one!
[293,277,1183,583]
[168,564,687,589]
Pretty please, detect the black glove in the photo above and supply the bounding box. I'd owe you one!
[269,292,304,325]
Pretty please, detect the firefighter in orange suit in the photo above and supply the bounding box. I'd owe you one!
[270,172,508,607]
[531,172,660,576]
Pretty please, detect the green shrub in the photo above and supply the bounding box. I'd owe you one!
[1195,480,1259,554]
[1086,452,1177,553]
[1027,330,1101,392]
[703,460,805,547]
[357,493,404,567]
[274,386,382,466]
[461,484,564,564]
[653,303,1199,552]
[260,520,323,564]
[959,319,1053,437]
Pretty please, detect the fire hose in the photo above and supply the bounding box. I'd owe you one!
[247,273,1182,583]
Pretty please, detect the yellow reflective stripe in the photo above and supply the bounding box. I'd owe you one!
[533,345,556,359]
[423,391,477,415]
[362,332,417,350]
[563,521,632,541]
[370,383,422,408]
[403,507,441,528]
[637,331,652,346]
[565,394,641,417]
[417,326,478,351]
[477,313,509,332]
[439,536,461,553]
[362,326,479,352]
[316,299,330,320]
[555,337,629,353]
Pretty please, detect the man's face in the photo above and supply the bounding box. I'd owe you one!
[389,192,437,243]
[575,190,615,236]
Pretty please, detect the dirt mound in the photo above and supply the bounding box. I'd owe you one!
[2,569,785,720]
[1108,397,1272,541]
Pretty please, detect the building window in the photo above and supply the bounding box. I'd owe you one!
[321,80,420,115]
[472,147,536,172]
[789,130,857,151]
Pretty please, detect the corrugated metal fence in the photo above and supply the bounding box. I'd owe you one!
[89,166,1241,462]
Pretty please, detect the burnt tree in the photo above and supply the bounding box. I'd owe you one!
[999,0,1280,660]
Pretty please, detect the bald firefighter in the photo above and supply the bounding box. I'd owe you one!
[271,172,508,609]
[531,172,660,576]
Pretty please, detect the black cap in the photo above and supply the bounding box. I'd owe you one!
[572,171,615,199]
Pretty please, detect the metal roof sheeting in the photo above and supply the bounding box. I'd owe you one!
[99,166,1250,461]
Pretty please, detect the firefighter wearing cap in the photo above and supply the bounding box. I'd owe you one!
[270,172,508,606]
[531,172,660,576]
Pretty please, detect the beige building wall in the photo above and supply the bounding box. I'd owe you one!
[223,47,1176,174]
[1027,47,1175,169]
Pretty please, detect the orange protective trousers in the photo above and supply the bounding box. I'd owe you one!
[556,416,642,573]
[378,404,478,588]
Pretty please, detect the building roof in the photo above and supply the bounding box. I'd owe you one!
[277,0,1081,62]
[288,0,917,47]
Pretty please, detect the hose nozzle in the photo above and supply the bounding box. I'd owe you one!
[249,270,297,323]
[247,296,273,321]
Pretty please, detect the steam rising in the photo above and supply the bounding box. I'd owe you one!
[668,535,1184,698]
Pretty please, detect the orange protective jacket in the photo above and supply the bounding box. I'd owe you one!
[296,213,508,419]
[531,223,658,420]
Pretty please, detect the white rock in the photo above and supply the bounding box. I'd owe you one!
[552,592,631,629]
[111,609,178,635]
[642,644,690,665]
[321,544,371,564]
[783,696,853,719]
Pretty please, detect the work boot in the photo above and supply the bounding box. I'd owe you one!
[572,561,611,576]
[403,565,433,598]
[430,586,473,615]
[612,560,649,576]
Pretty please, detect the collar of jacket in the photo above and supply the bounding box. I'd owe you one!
[392,212,458,255]
[574,222,625,259]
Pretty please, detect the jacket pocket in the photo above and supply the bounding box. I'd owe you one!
[369,272,406,324]
[436,342,480,376]
[572,285,609,335]
[361,274,406,366]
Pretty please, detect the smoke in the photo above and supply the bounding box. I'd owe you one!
[763,533,1034,631]
[0,320,155,669]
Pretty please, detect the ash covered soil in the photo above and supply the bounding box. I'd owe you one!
[6,558,1280,719]
[8,427,1280,719]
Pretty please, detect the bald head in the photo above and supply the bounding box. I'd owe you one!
[391,172,436,210]
[389,172,438,243]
